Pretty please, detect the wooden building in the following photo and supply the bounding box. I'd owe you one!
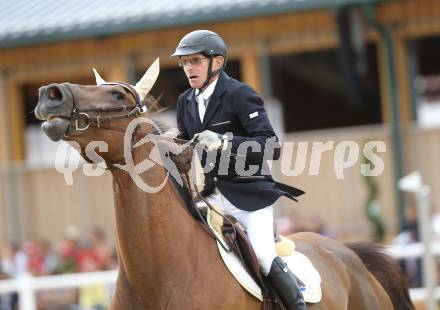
[1,0,440,243]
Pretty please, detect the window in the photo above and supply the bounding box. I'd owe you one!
[270,45,381,132]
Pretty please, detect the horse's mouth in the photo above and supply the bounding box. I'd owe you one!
[47,115,70,122]
[41,115,71,141]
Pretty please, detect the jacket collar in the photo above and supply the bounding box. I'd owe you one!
[195,77,218,102]
[184,71,229,102]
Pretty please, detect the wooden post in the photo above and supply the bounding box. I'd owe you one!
[7,78,25,161]
[0,72,26,162]
[106,60,130,82]
[240,48,262,94]
[394,34,413,123]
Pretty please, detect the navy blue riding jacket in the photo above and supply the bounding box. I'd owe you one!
[176,71,304,211]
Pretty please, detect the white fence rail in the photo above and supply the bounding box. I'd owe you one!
[388,241,440,259]
[0,242,438,309]
[0,270,117,310]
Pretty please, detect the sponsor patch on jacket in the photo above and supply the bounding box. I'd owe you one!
[249,111,259,119]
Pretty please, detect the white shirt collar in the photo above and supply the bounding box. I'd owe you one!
[195,77,219,102]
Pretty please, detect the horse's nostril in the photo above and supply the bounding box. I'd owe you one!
[47,86,63,101]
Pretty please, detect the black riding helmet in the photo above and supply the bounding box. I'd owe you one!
[171,30,228,92]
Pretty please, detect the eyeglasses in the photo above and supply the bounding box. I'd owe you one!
[178,57,209,67]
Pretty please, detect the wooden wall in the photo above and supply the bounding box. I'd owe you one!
[0,166,115,244]
[275,125,396,241]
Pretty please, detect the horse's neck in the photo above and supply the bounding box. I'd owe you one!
[110,147,203,303]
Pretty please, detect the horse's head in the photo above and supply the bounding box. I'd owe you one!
[35,59,160,164]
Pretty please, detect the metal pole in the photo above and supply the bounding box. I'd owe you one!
[417,185,435,310]
[364,2,406,230]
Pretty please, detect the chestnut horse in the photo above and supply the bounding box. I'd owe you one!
[34,65,414,309]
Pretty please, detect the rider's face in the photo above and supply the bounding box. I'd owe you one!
[180,54,224,89]
[180,54,210,89]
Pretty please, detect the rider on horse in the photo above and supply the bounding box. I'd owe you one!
[171,30,306,310]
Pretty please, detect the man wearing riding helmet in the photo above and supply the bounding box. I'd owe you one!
[171,30,306,310]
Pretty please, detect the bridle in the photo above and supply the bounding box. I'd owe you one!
[61,82,154,174]
[62,82,147,132]
[63,81,199,151]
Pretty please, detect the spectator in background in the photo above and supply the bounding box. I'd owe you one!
[0,242,28,277]
[39,239,59,275]
[55,225,82,274]
[23,240,43,276]
[89,227,111,271]
[78,255,109,310]
[78,227,112,310]
[0,263,8,309]
[36,236,78,309]
[392,201,422,287]
[275,211,305,237]
[276,216,296,237]
[0,241,28,310]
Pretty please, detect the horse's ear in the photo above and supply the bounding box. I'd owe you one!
[93,68,107,85]
[134,58,160,100]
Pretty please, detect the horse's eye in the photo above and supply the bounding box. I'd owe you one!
[111,90,125,100]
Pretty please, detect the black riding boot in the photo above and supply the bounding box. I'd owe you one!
[266,256,307,310]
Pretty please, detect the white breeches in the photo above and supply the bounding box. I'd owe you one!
[206,188,277,275]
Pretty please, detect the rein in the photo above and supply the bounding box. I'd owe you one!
[183,171,236,253]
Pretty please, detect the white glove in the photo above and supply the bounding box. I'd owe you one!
[194,130,224,151]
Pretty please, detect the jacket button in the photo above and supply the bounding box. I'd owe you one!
[213,177,218,182]
[209,162,214,167]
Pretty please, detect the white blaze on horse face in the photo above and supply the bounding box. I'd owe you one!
[134,57,160,100]
[93,68,107,85]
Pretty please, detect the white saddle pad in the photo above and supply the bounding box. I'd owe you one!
[204,204,322,303]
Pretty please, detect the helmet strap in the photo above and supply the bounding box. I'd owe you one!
[196,56,222,96]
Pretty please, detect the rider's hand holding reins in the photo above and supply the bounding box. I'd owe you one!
[194,130,227,151]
